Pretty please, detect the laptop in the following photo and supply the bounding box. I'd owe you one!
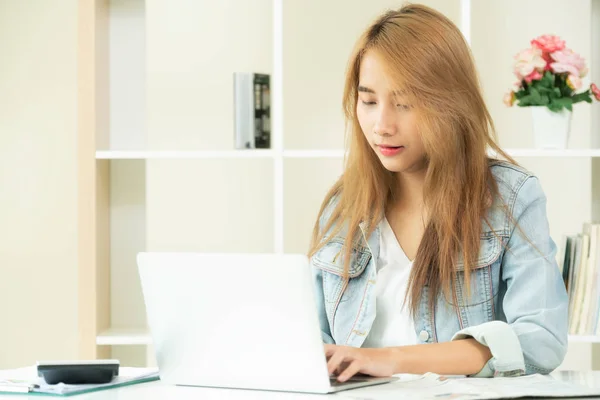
[136,252,398,394]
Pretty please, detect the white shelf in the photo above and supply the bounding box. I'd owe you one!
[93,330,600,346]
[95,150,274,159]
[568,335,600,344]
[283,149,346,158]
[95,331,600,346]
[96,328,151,345]
[502,149,600,158]
[95,149,345,159]
[96,148,600,160]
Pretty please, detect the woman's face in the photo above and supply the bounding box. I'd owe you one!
[356,51,428,174]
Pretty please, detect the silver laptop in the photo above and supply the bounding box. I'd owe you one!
[137,252,397,394]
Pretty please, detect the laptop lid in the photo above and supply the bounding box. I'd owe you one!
[137,252,333,393]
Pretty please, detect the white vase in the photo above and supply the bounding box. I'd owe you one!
[531,106,572,149]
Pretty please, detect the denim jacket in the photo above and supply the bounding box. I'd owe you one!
[311,161,568,377]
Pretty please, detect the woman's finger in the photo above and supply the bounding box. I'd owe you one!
[327,350,350,376]
[337,359,362,382]
[323,344,337,358]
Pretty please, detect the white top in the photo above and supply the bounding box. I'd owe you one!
[362,217,417,348]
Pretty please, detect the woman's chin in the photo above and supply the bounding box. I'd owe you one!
[379,157,427,174]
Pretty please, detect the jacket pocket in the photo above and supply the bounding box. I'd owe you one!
[312,237,371,278]
[455,235,503,271]
[313,238,372,304]
[448,235,504,308]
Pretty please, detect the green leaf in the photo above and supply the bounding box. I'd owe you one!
[516,95,534,106]
[553,87,562,97]
[547,102,561,112]
[537,87,554,96]
[529,87,542,104]
[539,71,554,88]
[550,96,573,111]
[572,90,592,104]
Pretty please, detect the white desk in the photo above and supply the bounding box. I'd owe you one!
[2,371,600,399]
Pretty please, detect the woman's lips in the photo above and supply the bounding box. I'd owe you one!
[377,145,404,156]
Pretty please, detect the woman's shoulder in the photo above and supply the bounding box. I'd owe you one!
[488,159,548,219]
[489,159,539,196]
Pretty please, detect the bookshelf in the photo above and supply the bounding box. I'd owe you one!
[80,0,600,369]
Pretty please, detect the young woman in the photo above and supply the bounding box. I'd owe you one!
[309,4,568,382]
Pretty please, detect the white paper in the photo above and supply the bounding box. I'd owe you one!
[341,372,600,400]
[35,367,159,395]
[0,365,159,395]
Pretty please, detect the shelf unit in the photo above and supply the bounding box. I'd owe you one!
[96,149,600,160]
[95,150,276,159]
[80,0,600,370]
[95,330,600,346]
[96,329,152,346]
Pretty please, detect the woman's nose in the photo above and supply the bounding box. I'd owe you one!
[373,106,398,136]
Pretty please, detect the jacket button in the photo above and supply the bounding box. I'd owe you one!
[418,330,430,342]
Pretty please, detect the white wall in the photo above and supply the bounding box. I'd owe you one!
[284,158,344,253]
[0,0,78,368]
[146,159,275,254]
[109,0,146,151]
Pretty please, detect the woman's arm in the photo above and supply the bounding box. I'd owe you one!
[325,339,491,381]
[390,338,492,375]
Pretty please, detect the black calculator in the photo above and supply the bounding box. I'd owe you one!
[36,360,120,385]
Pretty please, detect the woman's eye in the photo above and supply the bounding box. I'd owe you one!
[396,104,411,110]
[361,100,376,106]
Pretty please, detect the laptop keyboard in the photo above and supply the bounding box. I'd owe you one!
[329,376,373,387]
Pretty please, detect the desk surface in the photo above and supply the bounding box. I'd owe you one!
[2,371,600,399]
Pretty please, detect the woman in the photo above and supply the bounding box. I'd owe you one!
[309,4,568,382]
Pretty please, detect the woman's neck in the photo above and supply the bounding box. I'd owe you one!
[393,169,426,210]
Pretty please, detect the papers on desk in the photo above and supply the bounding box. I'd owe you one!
[341,372,600,400]
[0,366,159,396]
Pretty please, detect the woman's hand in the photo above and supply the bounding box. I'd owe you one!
[324,344,397,382]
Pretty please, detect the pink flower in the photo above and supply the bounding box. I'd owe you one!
[591,83,600,101]
[503,92,516,107]
[513,47,547,79]
[531,34,565,53]
[550,48,587,77]
[566,74,582,90]
[541,52,554,71]
[524,70,543,83]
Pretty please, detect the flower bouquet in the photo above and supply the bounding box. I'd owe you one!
[504,34,600,148]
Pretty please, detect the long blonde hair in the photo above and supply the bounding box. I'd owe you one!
[308,3,516,315]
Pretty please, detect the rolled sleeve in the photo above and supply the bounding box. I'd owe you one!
[452,175,568,378]
[451,321,525,377]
